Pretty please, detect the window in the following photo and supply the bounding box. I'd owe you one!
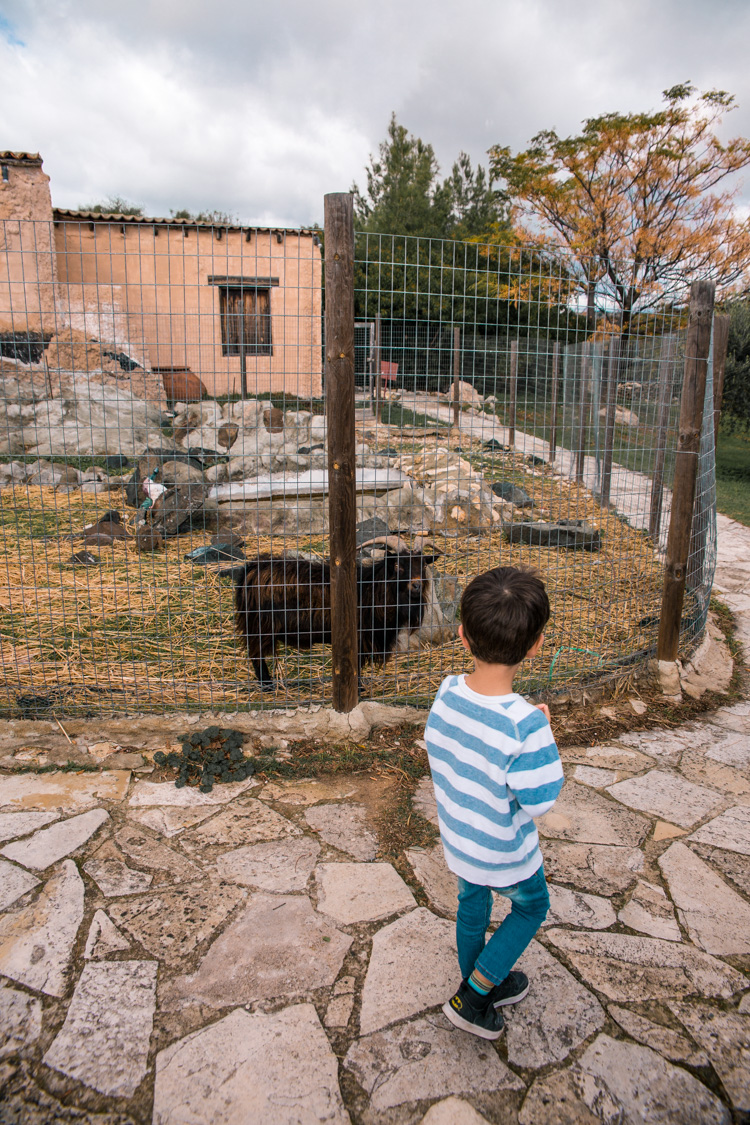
[218,286,272,356]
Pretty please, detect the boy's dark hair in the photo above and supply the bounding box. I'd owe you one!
[460,566,550,665]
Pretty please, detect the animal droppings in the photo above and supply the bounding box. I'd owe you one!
[153,727,255,793]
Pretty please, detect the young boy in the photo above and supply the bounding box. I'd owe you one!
[424,565,564,1040]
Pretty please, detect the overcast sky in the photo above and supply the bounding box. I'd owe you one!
[2,0,750,228]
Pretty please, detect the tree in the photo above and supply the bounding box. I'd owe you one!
[721,300,750,431]
[79,195,144,216]
[490,84,750,331]
[169,208,239,225]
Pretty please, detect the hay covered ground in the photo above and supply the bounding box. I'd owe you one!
[0,434,671,717]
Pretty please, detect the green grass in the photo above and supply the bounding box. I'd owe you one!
[715,432,750,527]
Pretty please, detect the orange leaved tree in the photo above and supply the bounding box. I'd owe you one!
[489,84,750,331]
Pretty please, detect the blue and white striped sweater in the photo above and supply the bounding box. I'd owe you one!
[425,675,564,886]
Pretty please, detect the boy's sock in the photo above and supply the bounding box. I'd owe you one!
[467,971,492,996]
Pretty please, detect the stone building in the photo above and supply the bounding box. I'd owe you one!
[0,152,323,401]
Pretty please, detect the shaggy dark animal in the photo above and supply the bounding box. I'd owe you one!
[232,550,436,690]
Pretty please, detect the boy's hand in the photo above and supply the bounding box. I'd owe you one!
[536,703,551,723]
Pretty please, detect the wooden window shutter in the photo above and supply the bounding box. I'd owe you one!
[219,287,272,356]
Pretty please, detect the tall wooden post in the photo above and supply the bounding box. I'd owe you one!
[649,335,677,542]
[549,342,559,462]
[575,342,590,482]
[712,314,730,451]
[452,326,460,428]
[324,193,358,712]
[508,339,518,449]
[373,315,382,422]
[599,336,621,508]
[657,280,715,662]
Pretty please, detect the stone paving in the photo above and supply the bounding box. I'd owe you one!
[0,518,749,1122]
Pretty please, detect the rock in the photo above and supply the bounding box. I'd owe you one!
[545,883,617,929]
[658,840,750,954]
[504,518,602,550]
[690,842,750,895]
[0,770,130,812]
[260,776,359,806]
[153,1005,349,1125]
[618,879,682,941]
[562,742,655,771]
[127,776,256,808]
[104,454,130,471]
[0,811,60,842]
[608,1005,708,1066]
[420,1098,491,1125]
[115,824,201,882]
[84,842,154,896]
[316,862,415,924]
[84,910,132,959]
[216,422,239,449]
[607,769,723,828]
[324,992,354,1029]
[43,961,157,1098]
[412,775,439,826]
[537,781,649,846]
[654,820,686,840]
[343,1015,523,1112]
[158,459,204,485]
[669,1002,750,1111]
[0,860,40,911]
[0,984,42,1059]
[573,765,618,787]
[108,882,245,967]
[518,1070,603,1125]
[355,516,390,544]
[0,860,84,996]
[679,620,734,699]
[360,908,457,1035]
[599,405,639,426]
[541,840,644,895]
[545,928,746,1001]
[629,697,648,715]
[216,837,320,892]
[454,380,484,407]
[505,940,606,1068]
[0,808,108,870]
[162,893,351,1009]
[19,383,168,458]
[578,1033,729,1124]
[492,481,533,507]
[304,803,378,860]
[177,801,300,854]
[127,805,216,838]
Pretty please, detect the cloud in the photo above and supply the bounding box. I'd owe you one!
[2,0,749,225]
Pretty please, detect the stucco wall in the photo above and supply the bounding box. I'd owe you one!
[0,156,58,331]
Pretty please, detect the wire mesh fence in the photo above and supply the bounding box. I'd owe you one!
[0,211,717,717]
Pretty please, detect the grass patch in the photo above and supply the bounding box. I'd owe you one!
[715,432,750,527]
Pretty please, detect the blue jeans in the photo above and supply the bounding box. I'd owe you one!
[456,866,550,985]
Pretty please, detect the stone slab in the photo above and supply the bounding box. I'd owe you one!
[177,800,300,854]
[359,907,457,1035]
[215,837,320,892]
[304,803,378,860]
[412,776,439,826]
[689,805,750,855]
[537,782,649,846]
[658,841,750,954]
[316,862,416,924]
[108,882,245,966]
[43,960,157,1098]
[578,1033,730,1124]
[0,811,60,842]
[653,821,686,841]
[679,747,750,800]
[115,824,201,881]
[669,1003,750,1110]
[0,860,84,996]
[544,883,617,929]
[1,808,108,870]
[518,1071,604,1125]
[162,893,351,1009]
[84,842,155,896]
[420,1098,490,1125]
[705,731,750,771]
[84,910,132,959]
[259,777,358,806]
[324,993,354,1029]
[690,842,750,895]
[0,984,42,1059]
[608,1004,708,1066]
[506,939,605,1068]
[561,743,655,772]
[0,771,130,812]
[573,765,617,787]
[153,1005,349,1125]
[618,879,681,941]
[607,770,723,828]
[128,806,215,837]
[541,840,644,895]
[545,928,746,1001]
[343,1014,523,1111]
[0,859,39,910]
[127,777,256,808]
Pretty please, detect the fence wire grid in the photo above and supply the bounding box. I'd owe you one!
[0,215,716,717]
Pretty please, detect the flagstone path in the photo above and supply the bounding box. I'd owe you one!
[0,517,749,1123]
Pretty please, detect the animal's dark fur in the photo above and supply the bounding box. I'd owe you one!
[232,550,435,689]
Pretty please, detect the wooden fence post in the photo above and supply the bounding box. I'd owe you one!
[599,335,621,508]
[657,280,715,662]
[508,339,518,449]
[452,326,460,428]
[649,335,677,542]
[549,342,559,462]
[373,315,382,422]
[324,193,358,712]
[575,342,590,482]
[712,314,730,450]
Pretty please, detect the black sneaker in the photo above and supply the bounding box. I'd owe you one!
[491,970,529,1008]
[442,980,505,1040]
